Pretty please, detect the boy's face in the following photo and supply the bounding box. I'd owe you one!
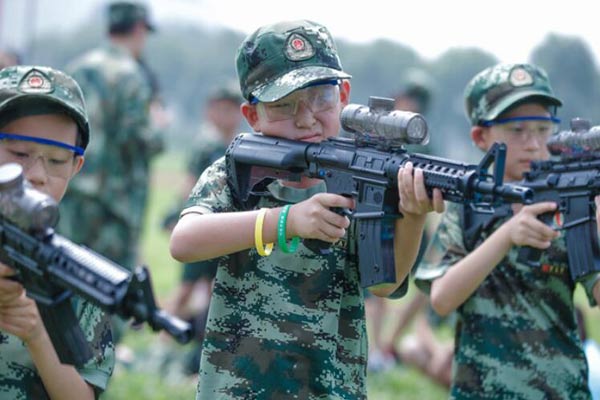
[242,80,351,142]
[473,103,555,182]
[0,113,84,201]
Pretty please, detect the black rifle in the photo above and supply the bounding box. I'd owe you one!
[512,118,600,280]
[0,163,192,367]
[226,96,532,288]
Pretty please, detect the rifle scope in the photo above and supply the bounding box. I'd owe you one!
[547,118,600,155]
[341,96,429,146]
[0,163,59,233]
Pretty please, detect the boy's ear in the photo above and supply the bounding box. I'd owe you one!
[241,102,261,132]
[470,125,489,151]
[71,155,85,177]
[339,80,351,106]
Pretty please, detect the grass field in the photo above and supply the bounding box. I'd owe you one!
[101,152,600,399]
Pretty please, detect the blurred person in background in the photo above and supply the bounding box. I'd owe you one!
[58,0,164,345]
[366,70,450,381]
[161,82,243,376]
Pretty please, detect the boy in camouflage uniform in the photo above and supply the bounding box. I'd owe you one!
[415,63,600,399]
[169,20,444,399]
[0,66,114,399]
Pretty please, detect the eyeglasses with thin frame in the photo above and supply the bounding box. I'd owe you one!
[482,116,561,143]
[0,133,81,178]
[254,81,340,122]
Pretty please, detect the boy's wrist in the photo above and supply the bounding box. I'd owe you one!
[489,222,515,252]
[400,211,427,226]
[24,322,50,350]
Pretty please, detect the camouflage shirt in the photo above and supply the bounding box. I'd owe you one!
[415,202,595,399]
[59,43,163,265]
[0,298,114,399]
[186,123,229,179]
[183,156,368,399]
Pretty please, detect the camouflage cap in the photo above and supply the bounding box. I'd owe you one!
[464,63,562,125]
[108,1,156,33]
[236,20,351,102]
[0,65,90,149]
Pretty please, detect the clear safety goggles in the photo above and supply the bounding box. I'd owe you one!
[482,116,561,143]
[254,81,340,122]
[0,132,82,178]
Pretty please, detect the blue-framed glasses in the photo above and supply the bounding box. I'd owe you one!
[482,116,561,142]
[0,132,83,178]
[0,132,84,155]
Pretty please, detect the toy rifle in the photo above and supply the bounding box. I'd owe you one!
[514,118,600,280]
[226,96,532,287]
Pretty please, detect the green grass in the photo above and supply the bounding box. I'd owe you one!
[101,152,600,399]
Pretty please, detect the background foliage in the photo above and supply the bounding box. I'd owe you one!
[26,20,600,162]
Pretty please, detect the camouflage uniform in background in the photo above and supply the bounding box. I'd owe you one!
[414,63,599,399]
[179,132,226,283]
[187,129,228,181]
[0,65,115,399]
[59,12,162,270]
[184,158,368,399]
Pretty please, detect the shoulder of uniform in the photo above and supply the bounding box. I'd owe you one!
[68,46,143,81]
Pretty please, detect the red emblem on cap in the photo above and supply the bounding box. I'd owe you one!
[291,38,305,51]
[284,33,314,61]
[27,75,44,88]
[514,70,526,81]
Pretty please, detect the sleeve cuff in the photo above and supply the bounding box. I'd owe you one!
[180,205,212,218]
[77,368,112,396]
[387,279,409,299]
[580,272,600,307]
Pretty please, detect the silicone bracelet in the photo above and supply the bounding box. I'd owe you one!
[254,208,273,256]
[278,205,300,253]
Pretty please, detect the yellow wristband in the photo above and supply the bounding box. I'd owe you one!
[254,208,273,256]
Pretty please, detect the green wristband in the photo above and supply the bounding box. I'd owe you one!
[278,205,300,253]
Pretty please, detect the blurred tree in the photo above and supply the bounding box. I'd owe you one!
[338,38,423,105]
[428,48,498,161]
[21,24,600,156]
[531,33,600,126]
